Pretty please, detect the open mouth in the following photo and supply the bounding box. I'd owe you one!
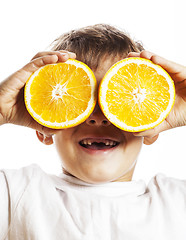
[79,138,120,150]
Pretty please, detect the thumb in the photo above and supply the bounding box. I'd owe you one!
[3,55,59,93]
[26,117,61,137]
[133,120,172,138]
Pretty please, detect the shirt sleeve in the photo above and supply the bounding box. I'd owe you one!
[0,164,41,239]
[147,173,186,211]
[0,171,9,239]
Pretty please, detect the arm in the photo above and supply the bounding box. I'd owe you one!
[0,50,76,137]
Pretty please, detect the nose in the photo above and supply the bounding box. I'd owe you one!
[86,103,110,126]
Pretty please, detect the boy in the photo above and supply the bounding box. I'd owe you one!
[0,24,186,239]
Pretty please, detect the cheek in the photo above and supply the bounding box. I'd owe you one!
[54,130,75,166]
[124,134,143,162]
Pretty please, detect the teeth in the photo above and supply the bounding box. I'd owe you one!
[105,140,115,146]
[110,141,114,146]
[87,140,92,145]
[81,139,118,146]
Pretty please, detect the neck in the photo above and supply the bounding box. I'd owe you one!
[112,167,135,182]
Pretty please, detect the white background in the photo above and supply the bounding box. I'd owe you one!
[0,0,185,183]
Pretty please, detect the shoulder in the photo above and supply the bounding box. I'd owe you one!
[147,174,186,203]
[148,174,186,191]
[0,164,51,204]
[1,164,45,185]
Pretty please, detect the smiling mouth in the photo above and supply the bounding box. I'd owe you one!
[79,138,120,150]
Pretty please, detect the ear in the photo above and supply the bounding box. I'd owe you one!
[143,134,159,145]
[36,131,53,145]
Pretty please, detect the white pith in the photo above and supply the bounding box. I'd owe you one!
[132,87,147,104]
[52,83,68,100]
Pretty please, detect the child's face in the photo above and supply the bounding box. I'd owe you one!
[54,56,143,183]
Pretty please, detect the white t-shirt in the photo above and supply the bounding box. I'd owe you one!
[0,164,186,240]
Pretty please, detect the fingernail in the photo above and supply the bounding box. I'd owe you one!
[60,53,67,56]
[46,134,54,137]
[133,132,141,136]
[68,51,76,55]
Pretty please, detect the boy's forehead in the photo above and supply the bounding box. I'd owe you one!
[93,55,125,83]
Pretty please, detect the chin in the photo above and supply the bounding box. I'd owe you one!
[74,167,126,184]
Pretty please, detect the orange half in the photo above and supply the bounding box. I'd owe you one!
[99,57,175,132]
[24,59,97,129]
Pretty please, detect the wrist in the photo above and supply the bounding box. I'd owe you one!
[0,114,6,126]
[0,103,7,126]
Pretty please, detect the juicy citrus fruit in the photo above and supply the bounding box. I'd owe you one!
[24,59,97,129]
[99,57,175,132]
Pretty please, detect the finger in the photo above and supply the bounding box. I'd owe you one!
[38,124,62,137]
[150,55,184,76]
[133,120,171,138]
[31,50,76,61]
[133,128,157,138]
[140,50,186,79]
[128,50,154,59]
[31,51,58,60]
[25,51,76,75]
[152,55,186,83]
[128,52,140,58]
[133,129,157,138]
[0,54,60,92]
[28,118,62,136]
[59,50,76,59]
[16,55,59,85]
[143,134,159,145]
[140,50,181,73]
[140,50,154,60]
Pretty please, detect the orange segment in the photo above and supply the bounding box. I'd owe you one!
[24,59,97,129]
[99,57,175,132]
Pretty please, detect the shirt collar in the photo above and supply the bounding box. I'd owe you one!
[53,173,146,197]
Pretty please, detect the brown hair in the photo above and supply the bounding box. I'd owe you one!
[51,24,144,69]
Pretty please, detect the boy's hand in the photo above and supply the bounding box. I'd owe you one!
[128,50,186,138]
[0,50,76,136]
